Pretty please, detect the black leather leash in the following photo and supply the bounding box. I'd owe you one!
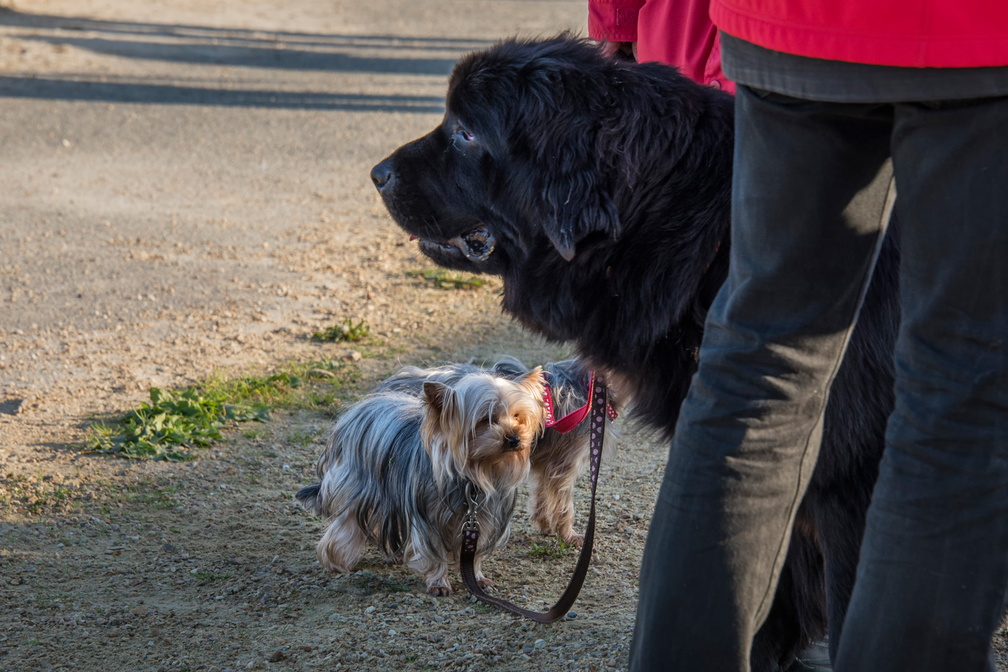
[459,378,609,623]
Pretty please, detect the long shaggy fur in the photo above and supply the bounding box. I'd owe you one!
[371,35,900,670]
[297,369,545,595]
[378,357,617,546]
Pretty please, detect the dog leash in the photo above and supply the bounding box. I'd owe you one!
[459,374,609,623]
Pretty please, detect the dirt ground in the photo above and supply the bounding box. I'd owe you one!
[1,1,1005,671]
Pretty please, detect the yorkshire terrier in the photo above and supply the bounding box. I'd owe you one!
[378,357,610,547]
[296,367,545,595]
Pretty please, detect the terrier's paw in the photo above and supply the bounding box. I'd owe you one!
[426,577,452,596]
[560,531,584,548]
[427,584,452,597]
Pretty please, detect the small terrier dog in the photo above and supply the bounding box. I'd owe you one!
[378,357,606,547]
[296,367,545,595]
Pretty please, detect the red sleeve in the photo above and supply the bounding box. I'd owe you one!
[588,0,645,43]
[636,0,735,92]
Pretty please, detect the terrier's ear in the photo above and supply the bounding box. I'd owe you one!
[520,366,546,402]
[423,381,452,415]
[422,381,461,486]
[423,380,462,443]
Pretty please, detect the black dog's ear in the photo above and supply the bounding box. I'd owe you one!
[539,162,620,261]
[524,72,621,260]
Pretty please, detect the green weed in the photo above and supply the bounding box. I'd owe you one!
[527,538,576,558]
[312,318,370,343]
[85,387,266,461]
[406,268,486,290]
[193,568,229,583]
[84,360,360,460]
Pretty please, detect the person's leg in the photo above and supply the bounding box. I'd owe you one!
[835,95,1008,672]
[629,87,893,672]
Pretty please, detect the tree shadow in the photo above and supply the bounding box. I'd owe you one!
[0,9,496,110]
[0,74,447,111]
[0,10,494,53]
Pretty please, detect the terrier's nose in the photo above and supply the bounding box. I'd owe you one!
[370,161,394,191]
[506,435,522,450]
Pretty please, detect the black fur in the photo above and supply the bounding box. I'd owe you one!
[372,36,898,671]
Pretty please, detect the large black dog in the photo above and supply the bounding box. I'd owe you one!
[371,36,899,671]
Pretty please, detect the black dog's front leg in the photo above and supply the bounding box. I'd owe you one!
[751,525,828,672]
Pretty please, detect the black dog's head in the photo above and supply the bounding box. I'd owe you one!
[371,35,733,364]
[371,36,640,273]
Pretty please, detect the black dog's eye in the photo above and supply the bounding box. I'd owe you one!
[451,126,476,147]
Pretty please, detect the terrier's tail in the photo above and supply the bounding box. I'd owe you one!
[295,483,323,515]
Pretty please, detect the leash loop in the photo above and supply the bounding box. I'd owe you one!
[462,482,483,533]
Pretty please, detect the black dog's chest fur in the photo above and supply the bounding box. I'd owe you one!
[372,36,899,671]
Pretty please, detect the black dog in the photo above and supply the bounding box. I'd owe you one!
[371,36,899,671]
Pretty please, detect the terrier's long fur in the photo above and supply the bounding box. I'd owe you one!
[297,368,545,595]
[378,357,614,546]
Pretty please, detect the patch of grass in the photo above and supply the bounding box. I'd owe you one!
[84,359,360,461]
[35,590,75,609]
[122,481,180,510]
[192,568,230,583]
[406,268,486,290]
[471,601,497,613]
[0,474,76,516]
[312,318,370,343]
[345,569,416,595]
[286,429,318,448]
[527,538,576,558]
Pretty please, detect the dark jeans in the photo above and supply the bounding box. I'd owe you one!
[630,85,1008,671]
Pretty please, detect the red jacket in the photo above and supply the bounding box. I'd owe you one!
[710,0,1008,68]
[588,0,735,92]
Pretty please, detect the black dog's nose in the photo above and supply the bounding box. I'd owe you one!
[370,160,394,191]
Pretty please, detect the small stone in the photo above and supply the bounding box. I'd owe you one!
[0,398,25,415]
